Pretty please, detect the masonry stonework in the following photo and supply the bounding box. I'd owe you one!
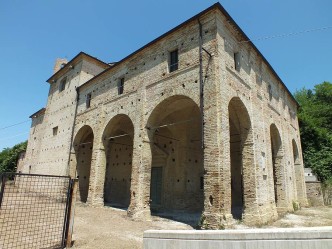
[23,3,308,228]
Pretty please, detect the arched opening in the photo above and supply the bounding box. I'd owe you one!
[270,124,284,206]
[292,139,304,201]
[228,97,253,220]
[74,125,94,203]
[147,95,204,223]
[103,114,134,209]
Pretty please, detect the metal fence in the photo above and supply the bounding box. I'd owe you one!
[0,173,75,249]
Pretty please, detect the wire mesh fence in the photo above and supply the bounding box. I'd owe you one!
[0,173,72,249]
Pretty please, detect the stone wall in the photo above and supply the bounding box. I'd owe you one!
[23,56,108,176]
[323,184,332,206]
[306,182,324,206]
[16,152,26,173]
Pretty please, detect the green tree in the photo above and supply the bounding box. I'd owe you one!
[0,141,27,173]
[295,82,332,182]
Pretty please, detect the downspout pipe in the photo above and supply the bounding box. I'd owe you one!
[198,19,204,150]
[66,87,80,176]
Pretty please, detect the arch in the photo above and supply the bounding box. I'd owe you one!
[270,124,285,207]
[147,95,204,220]
[102,114,134,208]
[73,125,94,203]
[292,140,299,161]
[228,97,254,220]
[147,95,200,127]
[292,139,305,201]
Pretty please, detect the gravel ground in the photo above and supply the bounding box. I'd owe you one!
[71,204,332,249]
[71,204,193,249]
[269,206,332,228]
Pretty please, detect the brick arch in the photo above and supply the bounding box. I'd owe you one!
[102,114,135,142]
[228,97,255,220]
[73,125,95,146]
[270,123,286,209]
[146,94,200,128]
[146,95,204,219]
[101,114,134,208]
[73,125,94,203]
[292,139,299,160]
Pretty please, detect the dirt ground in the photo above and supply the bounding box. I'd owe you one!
[71,204,332,249]
[71,204,193,249]
[268,207,332,228]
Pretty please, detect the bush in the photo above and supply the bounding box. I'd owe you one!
[0,141,27,173]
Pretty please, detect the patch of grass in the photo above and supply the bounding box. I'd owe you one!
[292,201,300,211]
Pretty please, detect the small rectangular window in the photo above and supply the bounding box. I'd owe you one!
[53,126,58,136]
[59,77,67,92]
[234,52,240,71]
[86,93,92,108]
[118,78,124,95]
[268,85,272,101]
[200,176,204,190]
[169,49,178,72]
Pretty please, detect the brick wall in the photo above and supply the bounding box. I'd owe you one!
[24,5,308,228]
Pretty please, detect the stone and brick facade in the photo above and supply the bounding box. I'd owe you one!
[304,168,324,206]
[22,3,308,228]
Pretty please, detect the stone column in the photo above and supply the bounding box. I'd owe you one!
[127,88,152,220]
[68,149,77,178]
[294,136,308,207]
[201,53,224,229]
[87,133,106,206]
[275,148,290,212]
[202,116,224,229]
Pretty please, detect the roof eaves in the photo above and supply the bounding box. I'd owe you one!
[46,52,110,83]
[77,2,299,108]
[29,108,46,118]
[78,3,220,91]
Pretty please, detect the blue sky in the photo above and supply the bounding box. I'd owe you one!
[0,0,331,150]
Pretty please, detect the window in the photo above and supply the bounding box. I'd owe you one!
[86,93,92,108]
[268,85,272,101]
[59,77,67,92]
[169,49,178,72]
[234,52,240,71]
[118,78,124,95]
[200,176,204,190]
[53,126,58,136]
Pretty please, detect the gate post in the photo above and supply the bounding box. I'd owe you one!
[65,179,78,248]
[0,174,6,209]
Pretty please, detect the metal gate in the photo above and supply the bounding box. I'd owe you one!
[0,173,75,249]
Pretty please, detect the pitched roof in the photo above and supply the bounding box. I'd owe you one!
[46,52,110,83]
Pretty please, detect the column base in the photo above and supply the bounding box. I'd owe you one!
[87,194,104,207]
[298,198,309,207]
[128,206,152,221]
[201,212,226,229]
